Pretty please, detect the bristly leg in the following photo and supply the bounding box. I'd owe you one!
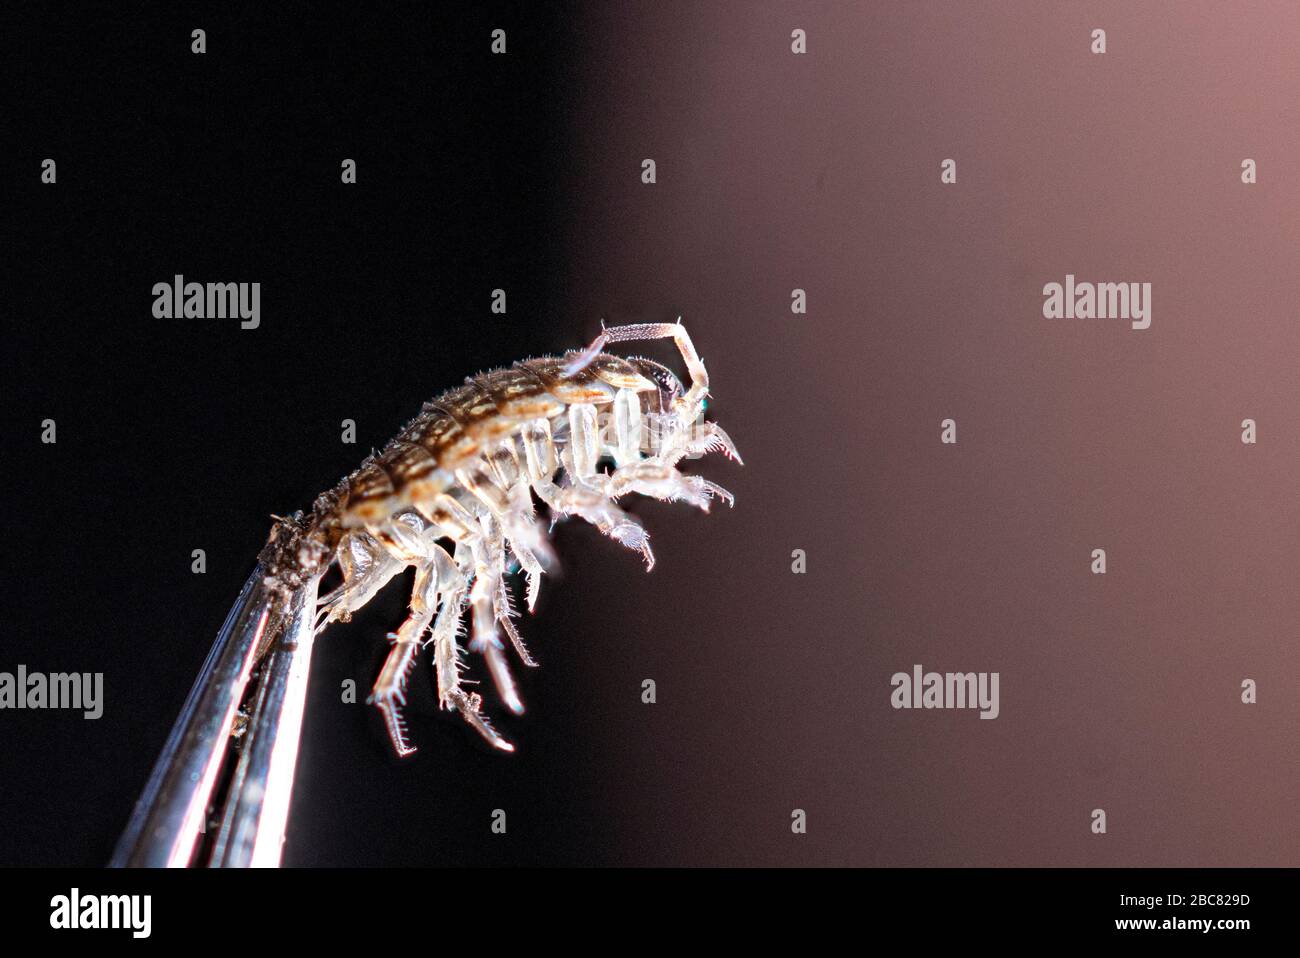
[495,568,538,667]
[436,542,515,751]
[366,558,440,757]
[467,548,524,716]
[370,632,421,758]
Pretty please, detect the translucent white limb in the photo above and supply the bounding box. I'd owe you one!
[604,460,734,511]
[521,418,558,482]
[481,513,539,668]
[521,417,585,513]
[557,477,656,570]
[433,542,514,752]
[367,557,441,757]
[456,463,509,514]
[567,402,600,478]
[467,522,525,716]
[315,531,404,632]
[485,439,523,491]
[503,480,553,612]
[369,627,423,758]
[682,420,743,466]
[456,456,554,612]
[429,549,467,708]
[521,414,655,568]
[612,387,643,466]
[494,577,536,667]
[419,491,480,542]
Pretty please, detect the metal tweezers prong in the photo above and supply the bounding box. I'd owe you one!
[110,566,322,867]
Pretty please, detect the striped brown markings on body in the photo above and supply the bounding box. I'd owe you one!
[378,439,438,485]
[342,458,396,523]
[375,438,444,506]
[520,356,616,405]
[408,382,481,466]
[482,364,566,423]
[581,353,652,391]
[334,353,648,530]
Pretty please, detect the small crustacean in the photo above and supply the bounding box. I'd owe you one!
[256,322,740,756]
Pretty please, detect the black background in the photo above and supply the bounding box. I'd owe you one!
[8,867,1283,942]
[3,2,646,866]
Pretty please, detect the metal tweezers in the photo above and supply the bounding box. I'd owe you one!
[110,568,322,867]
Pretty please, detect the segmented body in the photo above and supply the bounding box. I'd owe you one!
[257,322,740,756]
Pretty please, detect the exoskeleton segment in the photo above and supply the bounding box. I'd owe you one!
[257,322,741,756]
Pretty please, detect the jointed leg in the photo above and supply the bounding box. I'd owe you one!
[466,524,525,716]
[555,477,655,569]
[457,458,554,612]
[482,517,538,667]
[502,478,553,611]
[612,388,643,466]
[678,420,743,466]
[604,460,734,511]
[315,531,404,632]
[521,416,655,569]
[433,541,514,752]
[367,557,440,757]
[566,402,600,478]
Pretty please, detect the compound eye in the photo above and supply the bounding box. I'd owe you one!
[630,358,684,411]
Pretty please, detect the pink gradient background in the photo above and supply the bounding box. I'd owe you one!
[546,1,1300,865]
